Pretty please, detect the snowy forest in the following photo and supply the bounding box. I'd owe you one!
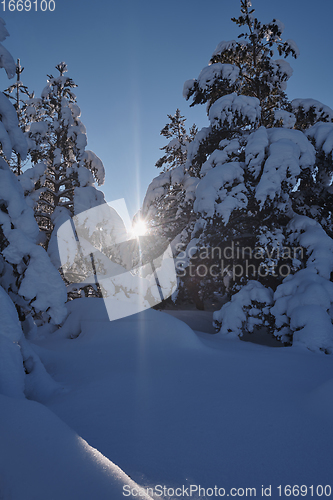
[0,1,333,498]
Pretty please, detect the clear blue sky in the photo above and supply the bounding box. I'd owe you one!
[2,0,333,217]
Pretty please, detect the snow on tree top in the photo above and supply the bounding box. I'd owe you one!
[28,121,49,137]
[288,215,333,279]
[3,228,67,324]
[68,126,87,153]
[81,150,105,186]
[77,166,95,188]
[208,93,261,129]
[26,97,43,107]
[269,214,333,352]
[245,126,269,179]
[142,163,200,218]
[18,162,47,194]
[274,110,296,129]
[271,127,316,167]
[142,168,183,213]
[211,40,248,58]
[197,63,240,92]
[0,159,40,241]
[60,101,75,126]
[194,161,247,222]
[41,75,75,99]
[166,137,185,151]
[73,186,105,216]
[272,267,333,351]
[0,92,27,159]
[183,79,195,99]
[57,61,68,73]
[255,139,301,208]
[0,121,12,160]
[201,139,240,176]
[292,98,333,123]
[265,19,285,40]
[307,122,333,156]
[255,128,316,209]
[285,39,300,58]
[69,102,81,119]
[185,126,212,166]
[269,59,293,91]
[183,176,199,204]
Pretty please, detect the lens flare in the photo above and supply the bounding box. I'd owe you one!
[131,219,147,237]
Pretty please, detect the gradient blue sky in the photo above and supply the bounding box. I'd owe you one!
[2,0,333,217]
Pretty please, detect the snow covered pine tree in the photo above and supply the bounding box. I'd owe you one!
[21,62,108,297]
[0,19,67,398]
[142,109,197,241]
[141,111,200,306]
[3,58,30,175]
[144,1,333,353]
[155,109,197,172]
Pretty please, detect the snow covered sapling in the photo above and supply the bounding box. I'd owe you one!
[156,109,197,172]
[3,58,30,175]
[141,112,199,306]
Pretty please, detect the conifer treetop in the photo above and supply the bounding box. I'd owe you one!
[155,109,197,172]
[184,0,300,126]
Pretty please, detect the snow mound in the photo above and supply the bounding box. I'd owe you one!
[33,306,333,491]
[56,299,202,352]
[0,394,153,500]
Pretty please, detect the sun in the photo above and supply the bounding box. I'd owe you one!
[131,219,147,238]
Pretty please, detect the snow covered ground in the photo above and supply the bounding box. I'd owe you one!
[1,298,333,499]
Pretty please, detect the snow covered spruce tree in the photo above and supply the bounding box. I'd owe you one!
[142,109,198,240]
[0,19,68,399]
[24,62,105,241]
[176,0,302,312]
[21,63,108,297]
[3,58,31,175]
[145,1,333,352]
[156,109,197,172]
[141,110,199,305]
